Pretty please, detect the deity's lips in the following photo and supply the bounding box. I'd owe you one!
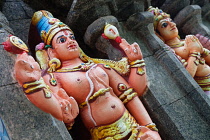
[170,27,176,31]
[67,45,77,49]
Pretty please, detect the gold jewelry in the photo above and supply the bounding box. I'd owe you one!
[22,77,52,98]
[49,73,57,86]
[147,6,170,30]
[65,122,74,130]
[130,59,146,75]
[202,48,210,58]
[90,110,140,140]
[192,38,198,42]
[118,83,128,92]
[79,88,110,109]
[145,123,158,132]
[79,49,130,76]
[194,74,210,91]
[48,58,61,73]
[169,41,184,48]
[119,88,137,104]
[55,61,94,73]
[189,52,204,66]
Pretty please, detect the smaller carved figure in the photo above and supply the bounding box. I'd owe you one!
[148,6,210,97]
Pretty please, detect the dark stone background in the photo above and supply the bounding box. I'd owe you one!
[1,0,210,140]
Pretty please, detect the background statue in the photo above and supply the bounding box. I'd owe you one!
[148,6,210,98]
[4,10,161,140]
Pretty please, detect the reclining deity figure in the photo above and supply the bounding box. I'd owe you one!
[3,10,161,139]
[148,6,210,98]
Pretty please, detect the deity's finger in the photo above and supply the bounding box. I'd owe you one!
[119,39,130,50]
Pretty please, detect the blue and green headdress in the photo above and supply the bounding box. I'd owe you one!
[31,10,73,45]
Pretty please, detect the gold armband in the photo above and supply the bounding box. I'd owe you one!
[22,77,52,98]
[189,52,205,65]
[202,48,210,58]
[129,59,145,75]
[145,123,158,132]
[118,88,137,104]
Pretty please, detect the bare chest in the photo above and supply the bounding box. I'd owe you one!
[173,46,190,60]
[54,66,109,102]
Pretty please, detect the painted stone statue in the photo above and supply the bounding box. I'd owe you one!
[3,10,161,139]
[148,6,210,98]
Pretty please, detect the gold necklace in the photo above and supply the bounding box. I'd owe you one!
[55,61,95,73]
[169,41,184,48]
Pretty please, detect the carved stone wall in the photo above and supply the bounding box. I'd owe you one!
[0,0,210,140]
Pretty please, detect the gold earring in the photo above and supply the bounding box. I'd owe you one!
[48,58,61,86]
[48,58,61,72]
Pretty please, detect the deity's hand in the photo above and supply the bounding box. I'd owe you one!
[119,39,142,61]
[139,127,162,140]
[57,88,79,127]
[195,34,210,50]
[185,35,203,53]
[14,52,41,85]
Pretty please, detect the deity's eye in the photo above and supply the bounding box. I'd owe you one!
[169,19,174,23]
[70,34,75,40]
[59,37,66,43]
[161,22,168,28]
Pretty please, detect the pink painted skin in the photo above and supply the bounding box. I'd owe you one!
[13,29,161,139]
[156,17,210,78]
[14,52,79,125]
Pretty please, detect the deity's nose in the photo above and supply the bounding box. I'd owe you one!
[169,21,176,27]
[67,39,75,45]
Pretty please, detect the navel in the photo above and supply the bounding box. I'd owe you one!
[111,104,116,109]
[76,78,82,83]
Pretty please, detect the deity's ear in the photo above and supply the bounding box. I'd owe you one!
[47,48,57,59]
[155,31,165,43]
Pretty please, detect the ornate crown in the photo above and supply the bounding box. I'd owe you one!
[147,6,170,30]
[31,10,73,45]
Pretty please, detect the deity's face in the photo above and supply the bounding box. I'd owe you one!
[51,29,80,61]
[156,18,179,41]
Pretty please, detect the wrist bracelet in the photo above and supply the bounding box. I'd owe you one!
[129,59,145,75]
[145,123,158,132]
[22,77,52,98]
[189,52,205,65]
[189,52,201,66]
[201,48,210,58]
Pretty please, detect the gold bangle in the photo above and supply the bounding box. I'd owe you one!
[189,52,201,66]
[22,78,52,98]
[130,59,145,66]
[118,88,137,104]
[122,92,137,104]
[119,88,133,100]
[129,59,146,75]
[202,48,210,58]
[145,123,158,132]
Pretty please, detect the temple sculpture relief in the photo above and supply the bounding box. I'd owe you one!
[2,10,161,140]
[148,6,210,98]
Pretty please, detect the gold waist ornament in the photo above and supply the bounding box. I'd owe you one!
[90,110,140,140]
[194,74,210,91]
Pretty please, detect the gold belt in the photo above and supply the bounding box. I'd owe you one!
[79,88,110,109]
[194,74,210,91]
[90,110,140,140]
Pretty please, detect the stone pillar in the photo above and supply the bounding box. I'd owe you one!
[174,5,210,37]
